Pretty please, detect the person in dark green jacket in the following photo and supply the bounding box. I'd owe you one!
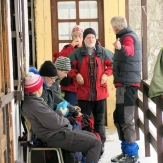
[149,47,163,99]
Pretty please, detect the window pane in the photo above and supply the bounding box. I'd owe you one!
[58,22,76,40]
[58,1,76,19]
[80,22,98,38]
[79,1,97,19]
[59,43,69,51]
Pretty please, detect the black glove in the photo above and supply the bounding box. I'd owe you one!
[67,117,77,126]
[72,110,79,117]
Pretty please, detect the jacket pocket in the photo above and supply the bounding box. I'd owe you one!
[116,87,126,104]
[100,85,107,88]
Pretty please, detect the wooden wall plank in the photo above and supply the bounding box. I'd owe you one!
[104,0,125,128]
[0,0,14,162]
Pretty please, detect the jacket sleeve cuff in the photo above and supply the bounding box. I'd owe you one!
[55,110,63,116]
[68,104,76,112]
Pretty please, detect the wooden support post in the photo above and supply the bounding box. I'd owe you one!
[141,0,149,157]
[156,97,163,163]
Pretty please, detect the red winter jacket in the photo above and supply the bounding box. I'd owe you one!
[53,44,78,93]
[68,44,113,101]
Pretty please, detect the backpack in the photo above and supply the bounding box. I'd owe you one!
[75,114,101,141]
[72,121,83,162]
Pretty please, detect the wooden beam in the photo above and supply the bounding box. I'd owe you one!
[50,0,58,55]
[143,81,150,156]
[156,97,163,163]
[141,0,148,80]
[125,0,129,23]
[0,0,14,162]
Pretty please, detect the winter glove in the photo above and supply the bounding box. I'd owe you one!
[59,107,69,116]
[72,110,79,117]
[67,117,77,125]
[56,100,69,117]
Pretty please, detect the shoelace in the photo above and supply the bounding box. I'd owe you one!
[119,156,127,161]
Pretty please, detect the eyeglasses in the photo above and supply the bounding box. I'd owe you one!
[49,76,58,81]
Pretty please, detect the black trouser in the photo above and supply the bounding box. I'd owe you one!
[78,99,106,144]
[113,86,138,143]
[47,130,101,163]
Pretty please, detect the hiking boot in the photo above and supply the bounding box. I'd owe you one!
[111,153,125,162]
[101,145,105,156]
[118,155,139,163]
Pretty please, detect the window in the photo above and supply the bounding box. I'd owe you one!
[51,0,104,52]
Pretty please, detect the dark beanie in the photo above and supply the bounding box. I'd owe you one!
[39,60,58,77]
[83,28,96,40]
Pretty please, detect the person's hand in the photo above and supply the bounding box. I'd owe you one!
[101,74,108,84]
[113,38,121,50]
[71,38,80,47]
[76,73,84,85]
[74,106,81,111]
[60,107,68,116]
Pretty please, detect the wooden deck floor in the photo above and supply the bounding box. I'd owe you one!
[99,128,157,163]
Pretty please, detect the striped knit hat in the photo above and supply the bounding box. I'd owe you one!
[54,56,71,71]
[24,72,43,93]
[71,25,84,37]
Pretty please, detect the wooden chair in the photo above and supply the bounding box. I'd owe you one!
[24,117,64,163]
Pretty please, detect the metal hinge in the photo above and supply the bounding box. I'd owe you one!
[0,90,24,108]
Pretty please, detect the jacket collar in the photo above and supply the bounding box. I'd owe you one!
[80,42,102,56]
[116,26,133,39]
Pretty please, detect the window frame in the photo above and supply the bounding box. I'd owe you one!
[50,0,104,53]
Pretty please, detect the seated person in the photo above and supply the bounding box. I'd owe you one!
[52,56,81,112]
[29,60,81,117]
[22,72,101,163]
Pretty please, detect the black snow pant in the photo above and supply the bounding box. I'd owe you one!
[78,99,106,144]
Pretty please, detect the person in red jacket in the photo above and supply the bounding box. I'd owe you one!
[53,25,84,106]
[68,28,114,146]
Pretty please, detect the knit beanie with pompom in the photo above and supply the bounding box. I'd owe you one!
[24,72,43,93]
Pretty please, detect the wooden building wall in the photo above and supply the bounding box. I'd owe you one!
[0,0,14,162]
[104,0,125,128]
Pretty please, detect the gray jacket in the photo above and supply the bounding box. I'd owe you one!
[41,81,78,115]
[41,83,57,110]
[22,93,72,142]
[51,80,78,115]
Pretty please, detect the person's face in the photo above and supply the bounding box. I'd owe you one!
[112,26,120,34]
[58,70,69,80]
[43,76,58,87]
[38,85,43,97]
[72,33,83,42]
[84,34,96,49]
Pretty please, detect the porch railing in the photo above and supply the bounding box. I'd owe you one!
[135,80,163,163]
